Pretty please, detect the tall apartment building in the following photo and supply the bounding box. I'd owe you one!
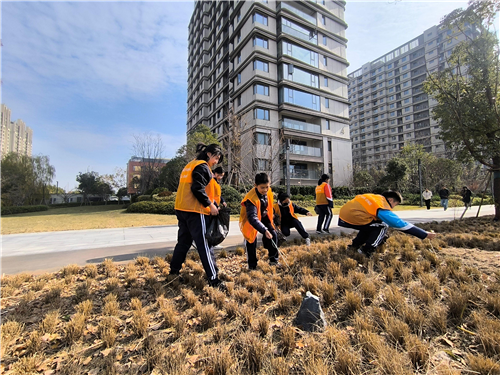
[1,104,33,158]
[348,23,471,171]
[187,0,351,186]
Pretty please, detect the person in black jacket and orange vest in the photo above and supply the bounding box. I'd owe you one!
[212,166,227,208]
[338,191,437,257]
[239,173,279,270]
[273,192,312,246]
[315,174,333,234]
[169,143,226,290]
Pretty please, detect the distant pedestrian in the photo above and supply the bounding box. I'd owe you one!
[422,188,432,210]
[213,167,227,208]
[315,174,333,234]
[273,192,312,246]
[461,186,472,210]
[439,186,450,211]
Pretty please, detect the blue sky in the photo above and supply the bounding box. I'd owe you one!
[2,0,468,191]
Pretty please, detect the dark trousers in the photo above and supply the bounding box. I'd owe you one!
[316,205,333,231]
[338,218,389,252]
[281,218,309,239]
[245,223,278,269]
[170,210,218,281]
[424,199,431,210]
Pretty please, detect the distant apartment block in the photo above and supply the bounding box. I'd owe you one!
[1,104,33,158]
[187,0,351,186]
[127,156,170,194]
[348,23,472,170]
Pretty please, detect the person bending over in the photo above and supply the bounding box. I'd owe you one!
[273,192,312,246]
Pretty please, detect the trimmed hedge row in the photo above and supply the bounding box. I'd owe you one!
[2,205,49,216]
[126,201,175,215]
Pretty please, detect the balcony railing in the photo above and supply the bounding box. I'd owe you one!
[281,23,317,45]
[282,118,321,134]
[279,2,316,25]
[281,170,320,180]
[289,144,322,157]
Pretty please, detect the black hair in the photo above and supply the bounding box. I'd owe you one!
[255,172,269,186]
[196,143,224,164]
[278,192,290,202]
[382,191,403,204]
[213,166,224,174]
[317,173,330,186]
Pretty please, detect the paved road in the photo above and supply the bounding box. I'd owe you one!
[1,205,495,275]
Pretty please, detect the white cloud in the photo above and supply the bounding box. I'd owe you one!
[3,2,193,102]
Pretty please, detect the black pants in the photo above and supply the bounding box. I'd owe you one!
[338,218,389,252]
[170,210,218,281]
[316,205,333,231]
[281,218,309,239]
[245,222,278,269]
[424,199,431,210]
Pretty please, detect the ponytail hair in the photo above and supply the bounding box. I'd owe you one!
[196,143,224,164]
[317,173,330,186]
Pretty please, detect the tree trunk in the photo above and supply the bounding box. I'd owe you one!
[493,156,500,221]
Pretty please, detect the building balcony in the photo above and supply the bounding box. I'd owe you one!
[288,144,322,157]
[281,169,321,181]
[278,2,316,26]
[281,118,321,134]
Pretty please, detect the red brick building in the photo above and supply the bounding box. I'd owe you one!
[127,156,170,194]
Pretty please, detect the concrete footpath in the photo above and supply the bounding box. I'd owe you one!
[1,205,495,275]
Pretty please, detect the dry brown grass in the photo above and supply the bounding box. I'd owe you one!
[1,215,499,374]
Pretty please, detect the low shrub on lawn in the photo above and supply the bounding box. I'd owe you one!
[1,205,49,216]
[126,201,175,215]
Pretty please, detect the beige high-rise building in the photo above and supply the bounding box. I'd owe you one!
[187,0,351,186]
[1,104,33,158]
[348,23,472,171]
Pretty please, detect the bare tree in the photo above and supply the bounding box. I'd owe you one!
[102,167,127,193]
[131,133,166,194]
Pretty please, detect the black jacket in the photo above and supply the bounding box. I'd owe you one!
[278,202,309,224]
[439,188,450,199]
[191,163,213,208]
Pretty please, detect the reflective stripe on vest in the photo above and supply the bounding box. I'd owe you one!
[214,181,221,205]
[239,188,275,243]
[316,182,328,205]
[175,160,216,215]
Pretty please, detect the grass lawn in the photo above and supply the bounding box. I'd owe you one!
[1,204,425,235]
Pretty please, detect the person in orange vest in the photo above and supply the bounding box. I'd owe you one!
[169,143,226,290]
[239,173,278,270]
[212,166,227,208]
[315,174,333,234]
[338,191,437,257]
[274,192,312,246]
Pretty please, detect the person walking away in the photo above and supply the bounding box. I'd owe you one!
[315,174,333,234]
[461,186,472,210]
[422,188,432,210]
[168,143,226,290]
[338,191,437,257]
[439,186,450,211]
[239,173,279,270]
[213,167,227,208]
[273,192,312,246]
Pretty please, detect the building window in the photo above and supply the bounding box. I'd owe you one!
[237,11,241,22]
[253,59,269,72]
[323,36,327,45]
[404,107,410,112]
[253,12,268,26]
[237,54,241,64]
[237,32,241,43]
[404,98,410,104]
[280,87,320,111]
[254,108,270,120]
[404,89,410,95]
[326,120,330,130]
[322,15,326,25]
[237,73,241,85]
[323,56,328,66]
[328,141,332,151]
[325,98,329,108]
[237,96,241,106]
[255,158,270,170]
[255,132,271,145]
[324,77,328,87]
[254,84,269,95]
[253,36,269,48]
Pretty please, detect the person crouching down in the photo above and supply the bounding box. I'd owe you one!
[338,191,436,257]
[239,173,279,270]
[274,192,312,246]
[169,143,226,290]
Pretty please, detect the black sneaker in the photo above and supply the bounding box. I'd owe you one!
[323,229,330,234]
[316,230,323,234]
[347,245,359,252]
[208,278,227,292]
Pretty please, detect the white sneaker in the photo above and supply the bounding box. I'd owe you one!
[305,238,311,246]
[213,245,223,250]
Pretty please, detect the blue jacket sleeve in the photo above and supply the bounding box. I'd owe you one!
[245,200,268,234]
[377,210,428,239]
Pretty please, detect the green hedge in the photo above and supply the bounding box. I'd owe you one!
[153,192,177,202]
[137,195,153,202]
[2,205,49,216]
[126,201,175,215]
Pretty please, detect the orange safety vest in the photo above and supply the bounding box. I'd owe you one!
[239,188,275,243]
[273,201,298,226]
[316,182,328,205]
[214,181,222,205]
[175,160,217,215]
[339,194,392,226]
